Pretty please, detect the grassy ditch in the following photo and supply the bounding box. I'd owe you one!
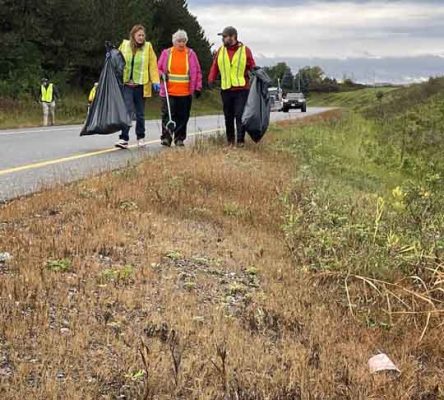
[0,109,442,398]
[0,90,222,129]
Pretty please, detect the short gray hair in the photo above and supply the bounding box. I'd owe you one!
[172,30,188,44]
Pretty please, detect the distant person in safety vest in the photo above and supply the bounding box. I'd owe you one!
[88,82,99,105]
[158,30,202,147]
[208,26,256,147]
[40,78,60,126]
[115,24,160,149]
[86,82,99,120]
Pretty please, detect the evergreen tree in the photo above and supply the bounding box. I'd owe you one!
[150,0,212,77]
[0,0,212,96]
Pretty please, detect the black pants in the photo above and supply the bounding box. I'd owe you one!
[120,85,146,141]
[221,89,249,144]
[161,95,192,144]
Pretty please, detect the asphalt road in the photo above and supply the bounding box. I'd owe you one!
[0,108,330,201]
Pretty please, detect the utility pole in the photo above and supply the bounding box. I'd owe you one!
[294,68,301,92]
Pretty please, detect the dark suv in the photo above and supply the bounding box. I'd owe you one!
[282,92,307,113]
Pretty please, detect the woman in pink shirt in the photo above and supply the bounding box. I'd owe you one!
[158,30,203,147]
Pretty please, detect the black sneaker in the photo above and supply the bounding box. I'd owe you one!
[115,140,129,149]
[175,140,185,147]
[161,138,171,147]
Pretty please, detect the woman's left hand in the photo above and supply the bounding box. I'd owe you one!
[152,83,161,92]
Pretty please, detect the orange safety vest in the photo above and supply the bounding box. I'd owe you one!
[167,47,190,96]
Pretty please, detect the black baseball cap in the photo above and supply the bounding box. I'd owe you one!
[218,26,238,37]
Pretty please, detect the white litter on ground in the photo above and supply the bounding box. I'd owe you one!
[368,353,401,374]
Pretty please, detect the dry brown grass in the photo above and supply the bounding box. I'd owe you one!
[0,122,443,399]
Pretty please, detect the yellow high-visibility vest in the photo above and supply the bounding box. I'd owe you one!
[41,84,54,103]
[217,45,247,90]
[167,47,190,84]
[88,86,97,103]
[119,40,151,85]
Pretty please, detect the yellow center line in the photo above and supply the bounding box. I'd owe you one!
[0,129,221,177]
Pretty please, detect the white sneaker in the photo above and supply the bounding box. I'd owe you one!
[115,139,129,149]
[137,139,147,148]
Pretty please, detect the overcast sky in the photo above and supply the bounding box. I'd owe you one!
[187,0,444,82]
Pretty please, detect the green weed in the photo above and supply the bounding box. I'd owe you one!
[166,250,182,260]
[45,258,71,272]
[223,202,243,217]
[101,265,135,283]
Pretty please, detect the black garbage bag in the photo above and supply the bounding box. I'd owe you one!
[106,42,125,86]
[80,46,130,136]
[242,68,272,143]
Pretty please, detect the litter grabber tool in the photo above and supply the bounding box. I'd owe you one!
[161,73,176,132]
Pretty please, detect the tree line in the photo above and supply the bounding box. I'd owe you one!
[0,0,212,98]
[264,62,365,94]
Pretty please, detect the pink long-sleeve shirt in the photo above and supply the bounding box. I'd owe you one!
[158,47,203,97]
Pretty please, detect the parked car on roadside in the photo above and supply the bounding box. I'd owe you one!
[282,92,307,113]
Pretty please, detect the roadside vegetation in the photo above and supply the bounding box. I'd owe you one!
[0,90,222,129]
[1,74,443,398]
[308,86,397,110]
[309,76,444,115]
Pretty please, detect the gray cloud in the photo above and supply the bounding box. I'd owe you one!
[189,0,444,4]
[258,55,444,83]
[187,0,444,81]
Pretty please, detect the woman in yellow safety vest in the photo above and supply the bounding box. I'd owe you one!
[115,24,160,149]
